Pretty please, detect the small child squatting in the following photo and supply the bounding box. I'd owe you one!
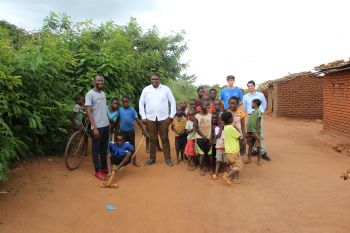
[106,134,136,187]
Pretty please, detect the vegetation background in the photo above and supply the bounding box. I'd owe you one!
[0,12,224,181]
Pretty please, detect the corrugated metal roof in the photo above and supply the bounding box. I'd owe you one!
[259,72,313,89]
[314,59,350,72]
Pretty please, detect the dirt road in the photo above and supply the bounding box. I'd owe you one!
[1,117,350,233]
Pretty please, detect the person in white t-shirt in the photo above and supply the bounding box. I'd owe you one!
[85,75,110,181]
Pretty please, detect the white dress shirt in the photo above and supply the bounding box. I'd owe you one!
[139,84,176,121]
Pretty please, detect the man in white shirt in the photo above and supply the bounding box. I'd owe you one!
[139,72,176,166]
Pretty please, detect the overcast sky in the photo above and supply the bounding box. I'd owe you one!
[1,0,349,87]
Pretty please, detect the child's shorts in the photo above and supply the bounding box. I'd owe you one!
[175,134,187,151]
[246,132,259,147]
[195,138,212,155]
[239,139,246,155]
[215,149,226,162]
[226,152,243,171]
[111,156,131,167]
[185,139,197,156]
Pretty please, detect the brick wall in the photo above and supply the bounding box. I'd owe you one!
[275,75,323,119]
[323,70,350,136]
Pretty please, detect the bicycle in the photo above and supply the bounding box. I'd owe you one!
[64,119,89,170]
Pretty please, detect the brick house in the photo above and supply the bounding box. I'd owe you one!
[315,61,350,136]
[262,72,323,119]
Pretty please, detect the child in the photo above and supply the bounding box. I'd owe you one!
[171,106,188,164]
[118,96,146,167]
[227,96,246,155]
[196,86,205,106]
[107,98,119,134]
[185,109,197,170]
[107,133,135,179]
[196,87,207,112]
[71,95,86,132]
[221,111,243,185]
[209,89,217,113]
[211,112,225,180]
[245,99,263,166]
[194,99,212,176]
[213,99,222,114]
[188,99,197,113]
[179,100,188,116]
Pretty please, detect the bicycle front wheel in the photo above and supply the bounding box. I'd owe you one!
[64,131,88,170]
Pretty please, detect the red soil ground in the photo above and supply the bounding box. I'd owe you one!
[1,117,350,233]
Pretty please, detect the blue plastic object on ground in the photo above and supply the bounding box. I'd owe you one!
[105,204,117,211]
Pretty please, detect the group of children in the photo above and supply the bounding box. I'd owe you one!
[171,87,264,185]
[72,87,264,185]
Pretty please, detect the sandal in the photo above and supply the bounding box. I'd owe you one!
[232,179,240,184]
[222,175,234,185]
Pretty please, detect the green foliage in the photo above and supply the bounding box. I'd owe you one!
[0,28,27,181]
[0,12,188,181]
[167,77,197,103]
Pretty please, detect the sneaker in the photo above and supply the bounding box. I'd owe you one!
[262,152,271,161]
[144,159,156,166]
[166,159,174,166]
[95,170,106,181]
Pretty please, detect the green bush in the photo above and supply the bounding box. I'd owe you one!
[0,12,188,181]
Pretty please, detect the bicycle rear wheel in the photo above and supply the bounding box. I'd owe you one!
[64,131,88,170]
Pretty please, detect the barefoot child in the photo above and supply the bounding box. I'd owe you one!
[185,109,197,170]
[221,111,243,185]
[211,112,225,180]
[194,99,212,176]
[227,96,246,155]
[118,96,146,167]
[245,99,263,166]
[171,106,187,164]
[107,134,135,182]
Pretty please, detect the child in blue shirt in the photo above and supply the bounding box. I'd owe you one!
[107,134,135,177]
[118,96,146,166]
[107,98,119,133]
